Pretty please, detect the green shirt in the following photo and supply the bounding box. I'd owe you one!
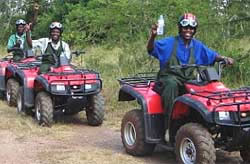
[7,32,31,50]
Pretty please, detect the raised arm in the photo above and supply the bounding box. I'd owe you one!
[30,2,40,30]
[147,24,158,52]
[24,23,33,48]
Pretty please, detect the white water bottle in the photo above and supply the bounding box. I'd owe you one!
[157,15,165,35]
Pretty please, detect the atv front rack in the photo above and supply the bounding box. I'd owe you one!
[46,68,99,76]
[118,73,156,88]
[16,62,41,69]
[191,89,250,127]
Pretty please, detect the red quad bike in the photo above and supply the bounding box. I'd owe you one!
[17,51,105,127]
[118,63,250,164]
[0,47,38,106]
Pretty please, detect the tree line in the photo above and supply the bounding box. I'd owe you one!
[1,0,250,85]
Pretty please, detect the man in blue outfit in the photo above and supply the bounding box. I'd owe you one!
[147,13,233,127]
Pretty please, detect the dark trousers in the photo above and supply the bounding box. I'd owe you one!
[158,75,186,128]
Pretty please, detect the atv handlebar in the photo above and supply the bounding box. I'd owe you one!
[7,47,24,54]
[170,63,226,82]
[71,50,85,57]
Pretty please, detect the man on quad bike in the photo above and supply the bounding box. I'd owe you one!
[7,20,33,61]
[7,4,39,61]
[32,22,71,73]
[146,13,234,128]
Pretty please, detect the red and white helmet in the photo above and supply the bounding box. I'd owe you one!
[178,13,198,28]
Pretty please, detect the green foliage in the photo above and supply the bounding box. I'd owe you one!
[1,0,250,88]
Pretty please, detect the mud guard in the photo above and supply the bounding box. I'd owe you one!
[34,76,50,92]
[5,65,16,79]
[15,69,35,108]
[0,75,5,91]
[170,95,214,124]
[119,85,164,144]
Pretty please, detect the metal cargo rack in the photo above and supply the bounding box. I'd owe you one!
[118,72,156,88]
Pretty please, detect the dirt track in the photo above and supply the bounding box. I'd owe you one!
[0,101,245,164]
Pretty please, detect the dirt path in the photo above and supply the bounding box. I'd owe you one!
[0,103,245,164]
[0,123,244,164]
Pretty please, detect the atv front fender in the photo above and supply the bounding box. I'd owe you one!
[34,76,50,92]
[171,95,213,123]
[5,65,16,79]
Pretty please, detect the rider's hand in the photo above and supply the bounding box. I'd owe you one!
[24,23,32,32]
[223,56,234,65]
[33,2,40,11]
[150,24,158,38]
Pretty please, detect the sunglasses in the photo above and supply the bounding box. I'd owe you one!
[180,19,197,27]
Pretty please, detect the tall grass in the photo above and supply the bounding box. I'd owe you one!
[77,36,250,119]
[81,39,158,112]
[0,45,7,57]
[220,37,250,88]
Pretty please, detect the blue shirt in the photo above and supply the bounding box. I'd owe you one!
[149,36,218,69]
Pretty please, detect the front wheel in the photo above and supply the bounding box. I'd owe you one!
[175,123,216,164]
[6,78,19,106]
[35,92,53,127]
[121,109,156,156]
[86,93,105,126]
[240,150,250,162]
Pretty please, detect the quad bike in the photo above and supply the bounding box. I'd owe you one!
[118,63,250,164]
[0,47,39,106]
[16,51,105,127]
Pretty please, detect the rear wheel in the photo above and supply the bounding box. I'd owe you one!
[175,123,216,164]
[35,92,53,127]
[0,91,5,100]
[121,109,156,156]
[17,87,33,115]
[17,87,25,113]
[6,78,19,106]
[86,92,105,126]
[240,150,250,162]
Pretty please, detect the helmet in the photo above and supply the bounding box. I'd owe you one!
[16,19,26,26]
[178,13,198,28]
[49,22,63,33]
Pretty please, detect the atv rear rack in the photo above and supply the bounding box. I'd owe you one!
[118,73,156,88]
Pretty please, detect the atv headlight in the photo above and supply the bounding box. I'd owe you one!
[218,111,230,120]
[85,84,92,90]
[55,84,65,91]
